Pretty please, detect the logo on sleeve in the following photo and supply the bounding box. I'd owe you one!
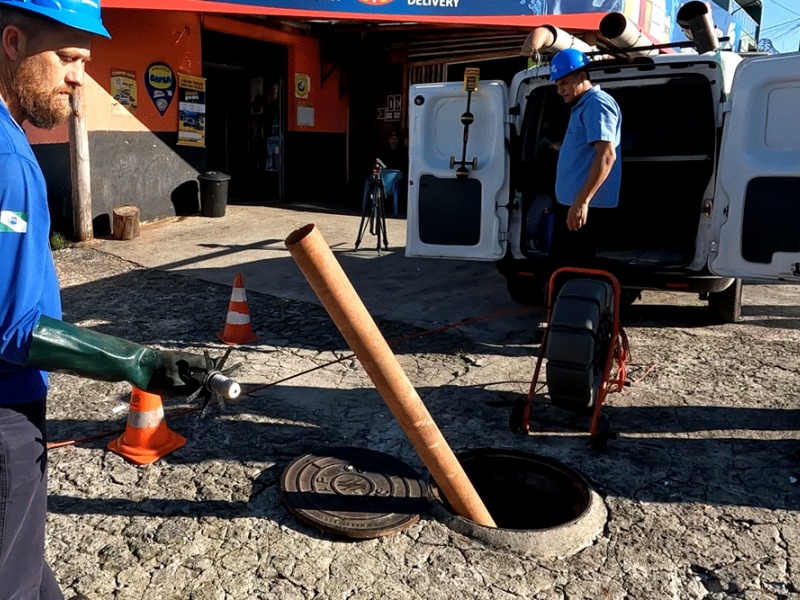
[0,211,28,233]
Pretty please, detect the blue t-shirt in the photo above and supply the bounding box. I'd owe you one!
[555,85,622,208]
[0,99,62,404]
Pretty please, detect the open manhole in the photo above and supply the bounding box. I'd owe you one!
[429,448,607,558]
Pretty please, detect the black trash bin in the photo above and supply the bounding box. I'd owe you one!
[198,171,230,218]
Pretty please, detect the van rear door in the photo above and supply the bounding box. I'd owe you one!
[405,79,511,260]
[710,53,800,281]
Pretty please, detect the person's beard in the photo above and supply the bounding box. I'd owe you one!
[13,56,73,129]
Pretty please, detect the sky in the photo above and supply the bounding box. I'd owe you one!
[759,0,800,52]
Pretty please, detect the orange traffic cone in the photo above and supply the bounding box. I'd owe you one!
[217,272,259,345]
[107,387,186,465]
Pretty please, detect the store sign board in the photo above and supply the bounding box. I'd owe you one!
[177,73,207,147]
[377,94,402,122]
[111,69,137,115]
[212,0,621,17]
[145,62,176,116]
[205,1,743,48]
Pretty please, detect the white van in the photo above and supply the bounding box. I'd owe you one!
[405,44,800,323]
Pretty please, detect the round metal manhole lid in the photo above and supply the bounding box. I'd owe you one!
[280,447,429,539]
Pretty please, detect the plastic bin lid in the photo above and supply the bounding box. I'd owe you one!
[198,171,230,181]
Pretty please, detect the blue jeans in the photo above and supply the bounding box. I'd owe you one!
[0,400,63,600]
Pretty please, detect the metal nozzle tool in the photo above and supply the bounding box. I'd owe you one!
[186,348,241,417]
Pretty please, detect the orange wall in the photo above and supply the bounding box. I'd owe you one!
[88,10,203,133]
[26,9,348,144]
[27,10,202,144]
[201,15,347,134]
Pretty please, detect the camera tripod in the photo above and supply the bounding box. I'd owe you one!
[355,158,389,253]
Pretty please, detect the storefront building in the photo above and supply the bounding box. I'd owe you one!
[28,0,759,237]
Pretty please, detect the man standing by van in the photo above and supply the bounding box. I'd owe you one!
[549,48,622,267]
[0,2,208,597]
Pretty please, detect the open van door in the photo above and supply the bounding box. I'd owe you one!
[405,78,511,260]
[710,53,800,282]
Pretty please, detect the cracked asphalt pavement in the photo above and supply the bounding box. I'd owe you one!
[44,205,800,599]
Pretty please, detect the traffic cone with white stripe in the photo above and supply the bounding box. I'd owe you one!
[107,387,186,465]
[217,272,259,345]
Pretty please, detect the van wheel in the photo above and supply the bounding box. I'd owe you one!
[620,288,642,309]
[708,279,742,323]
[505,273,546,307]
[618,288,641,319]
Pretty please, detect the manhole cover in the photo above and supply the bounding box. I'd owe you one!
[280,447,429,539]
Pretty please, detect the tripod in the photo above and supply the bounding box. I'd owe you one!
[355,158,389,253]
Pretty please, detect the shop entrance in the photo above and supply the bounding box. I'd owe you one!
[349,52,407,212]
[202,30,287,202]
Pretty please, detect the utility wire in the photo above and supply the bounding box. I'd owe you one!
[765,19,800,43]
[761,16,800,32]
[773,22,800,44]
[771,0,800,18]
[759,19,800,39]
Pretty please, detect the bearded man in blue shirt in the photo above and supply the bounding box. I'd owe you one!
[0,2,209,597]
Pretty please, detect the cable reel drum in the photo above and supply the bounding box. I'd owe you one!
[511,268,629,450]
[545,278,615,414]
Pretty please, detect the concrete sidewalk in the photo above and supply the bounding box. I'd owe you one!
[94,203,536,343]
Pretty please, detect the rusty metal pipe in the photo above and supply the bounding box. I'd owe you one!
[285,224,496,528]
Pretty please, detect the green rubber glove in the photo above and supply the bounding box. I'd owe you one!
[25,315,207,395]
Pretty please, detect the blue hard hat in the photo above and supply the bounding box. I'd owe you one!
[0,0,110,38]
[549,48,590,82]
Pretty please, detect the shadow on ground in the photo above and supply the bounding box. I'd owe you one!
[48,382,800,520]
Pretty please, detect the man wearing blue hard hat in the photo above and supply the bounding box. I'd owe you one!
[0,2,208,598]
[548,47,622,267]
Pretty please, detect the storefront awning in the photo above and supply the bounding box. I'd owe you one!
[101,0,607,31]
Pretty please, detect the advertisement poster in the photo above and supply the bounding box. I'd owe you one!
[266,136,280,171]
[177,73,206,148]
[294,73,310,98]
[378,94,402,122]
[145,62,176,116]
[110,69,137,115]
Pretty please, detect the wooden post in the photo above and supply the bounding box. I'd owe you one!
[112,205,140,240]
[68,87,93,242]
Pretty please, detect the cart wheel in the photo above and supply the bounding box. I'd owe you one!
[471,157,478,170]
[545,279,613,414]
[449,156,456,169]
[589,416,611,452]
[509,396,529,435]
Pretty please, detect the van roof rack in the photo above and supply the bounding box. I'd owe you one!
[586,37,731,60]
[584,56,655,70]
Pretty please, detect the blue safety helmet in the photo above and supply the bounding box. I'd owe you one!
[0,0,110,38]
[549,48,591,82]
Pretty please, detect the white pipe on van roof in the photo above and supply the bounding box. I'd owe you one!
[520,25,594,57]
[599,12,659,57]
